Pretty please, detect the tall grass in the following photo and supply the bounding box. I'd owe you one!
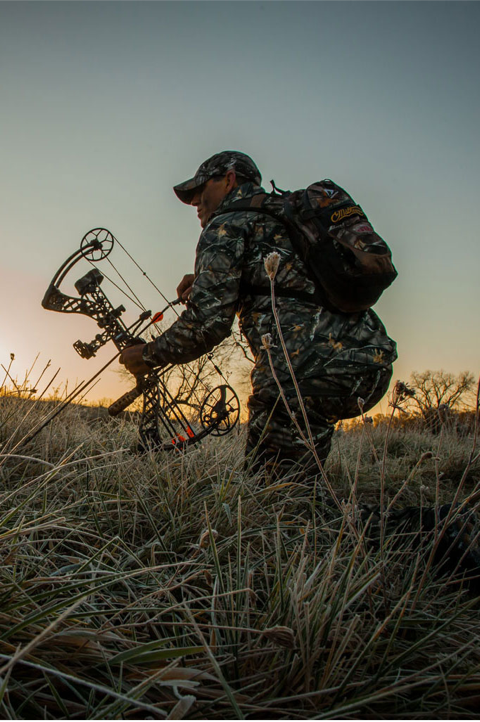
[0,385,479,719]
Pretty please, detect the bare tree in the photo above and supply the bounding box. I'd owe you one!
[409,370,475,412]
[394,370,476,432]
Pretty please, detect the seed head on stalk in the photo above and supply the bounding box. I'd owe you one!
[261,333,276,350]
[264,252,281,280]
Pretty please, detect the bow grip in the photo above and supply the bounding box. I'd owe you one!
[108,386,143,416]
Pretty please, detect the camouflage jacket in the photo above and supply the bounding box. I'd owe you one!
[144,182,397,397]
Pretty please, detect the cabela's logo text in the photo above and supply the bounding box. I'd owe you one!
[331,205,365,223]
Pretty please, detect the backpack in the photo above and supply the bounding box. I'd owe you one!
[214,179,397,313]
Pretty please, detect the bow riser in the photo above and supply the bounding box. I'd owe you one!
[43,271,134,359]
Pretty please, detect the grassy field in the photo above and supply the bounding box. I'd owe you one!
[0,393,480,719]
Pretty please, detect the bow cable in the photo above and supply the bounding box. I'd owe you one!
[88,260,147,313]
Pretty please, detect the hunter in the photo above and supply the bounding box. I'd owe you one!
[119,151,397,475]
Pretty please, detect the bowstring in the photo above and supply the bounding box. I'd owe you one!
[86,254,165,335]
[113,235,181,318]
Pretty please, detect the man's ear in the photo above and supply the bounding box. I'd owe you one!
[224,170,237,193]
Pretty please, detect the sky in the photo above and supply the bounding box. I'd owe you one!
[1,1,479,414]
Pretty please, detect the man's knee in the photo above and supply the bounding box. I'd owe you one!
[244,400,334,478]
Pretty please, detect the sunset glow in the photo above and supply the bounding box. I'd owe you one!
[1,2,478,410]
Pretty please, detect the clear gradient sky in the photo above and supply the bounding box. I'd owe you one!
[1,1,478,412]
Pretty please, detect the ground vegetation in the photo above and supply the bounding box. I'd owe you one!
[0,373,479,719]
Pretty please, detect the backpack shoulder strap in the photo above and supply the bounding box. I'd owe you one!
[214,194,326,307]
[214,193,281,221]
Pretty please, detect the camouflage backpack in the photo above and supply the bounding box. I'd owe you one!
[216,179,397,313]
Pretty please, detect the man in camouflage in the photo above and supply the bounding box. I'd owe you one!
[120,151,397,475]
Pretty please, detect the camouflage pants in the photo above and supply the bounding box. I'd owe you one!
[245,365,392,477]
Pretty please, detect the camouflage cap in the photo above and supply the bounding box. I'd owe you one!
[173,151,262,204]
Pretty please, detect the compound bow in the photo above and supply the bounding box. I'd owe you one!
[41,228,240,451]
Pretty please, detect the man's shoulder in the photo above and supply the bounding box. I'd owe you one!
[203,188,263,235]
[215,182,265,212]
[203,210,246,233]
[208,182,284,232]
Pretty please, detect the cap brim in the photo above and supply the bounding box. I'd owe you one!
[173,177,203,204]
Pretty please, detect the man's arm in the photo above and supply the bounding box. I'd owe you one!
[143,216,247,368]
[119,270,196,375]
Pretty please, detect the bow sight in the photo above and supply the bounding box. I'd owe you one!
[40,228,240,451]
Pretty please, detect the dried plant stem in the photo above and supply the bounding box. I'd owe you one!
[263,272,341,508]
[269,278,314,435]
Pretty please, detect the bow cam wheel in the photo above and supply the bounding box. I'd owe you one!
[80,228,115,261]
[200,384,240,436]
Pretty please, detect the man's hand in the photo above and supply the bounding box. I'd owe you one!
[176,273,195,303]
[119,344,151,376]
